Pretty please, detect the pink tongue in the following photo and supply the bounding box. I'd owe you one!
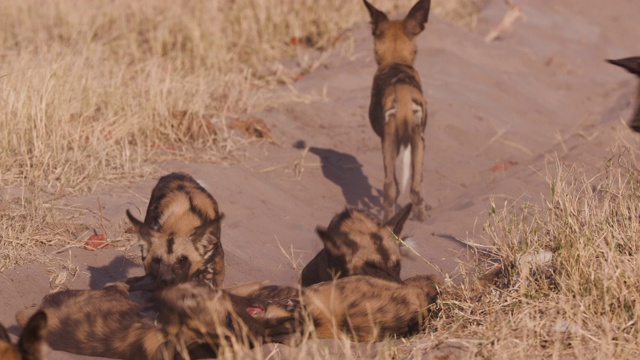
[246,305,265,316]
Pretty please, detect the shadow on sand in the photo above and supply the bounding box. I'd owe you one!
[295,141,382,213]
[87,255,141,290]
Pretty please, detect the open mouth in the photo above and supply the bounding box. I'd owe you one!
[246,304,266,317]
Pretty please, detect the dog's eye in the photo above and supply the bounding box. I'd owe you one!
[179,256,188,264]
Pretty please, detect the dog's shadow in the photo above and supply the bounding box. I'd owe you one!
[87,255,142,290]
[295,141,382,212]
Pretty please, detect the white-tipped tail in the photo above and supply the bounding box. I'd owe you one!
[399,144,411,194]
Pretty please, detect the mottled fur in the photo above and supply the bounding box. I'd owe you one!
[155,282,301,351]
[238,275,440,343]
[127,172,225,287]
[15,280,298,359]
[16,282,176,359]
[364,0,431,221]
[300,204,412,287]
[0,311,47,360]
[607,57,640,132]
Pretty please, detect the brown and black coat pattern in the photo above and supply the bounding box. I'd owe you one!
[232,274,440,343]
[16,280,300,359]
[1,311,47,360]
[608,57,640,132]
[300,204,412,287]
[16,282,175,359]
[364,0,431,221]
[127,172,225,288]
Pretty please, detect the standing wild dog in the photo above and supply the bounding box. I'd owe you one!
[364,0,431,221]
[16,280,299,359]
[300,204,412,287]
[1,311,47,360]
[607,57,640,132]
[232,274,440,343]
[126,172,225,287]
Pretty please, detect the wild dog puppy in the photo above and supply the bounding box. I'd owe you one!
[300,204,412,287]
[234,274,440,343]
[364,0,431,221]
[607,57,640,132]
[1,311,47,360]
[16,280,298,359]
[126,172,225,287]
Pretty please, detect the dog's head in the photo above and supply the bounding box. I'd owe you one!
[363,0,431,66]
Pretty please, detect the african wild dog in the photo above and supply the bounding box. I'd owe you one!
[126,172,225,287]
[364,0,431,221]
[1,311,47,360]
[155,282,301,354]
[608,57,640,132]
[300,203,412,287]
[231,274,440,343]
[16,280,299,359]
[16,281,176,359]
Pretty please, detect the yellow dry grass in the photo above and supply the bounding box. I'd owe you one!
[419,154,640,359]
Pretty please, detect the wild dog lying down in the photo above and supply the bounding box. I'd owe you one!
[155,282,301,353]
[126,172,225,287]
[230,274,440,343]
[16,280,298,359]
[607,57,640,132]
[300,204,412,287]
[364,0,431,221]
[1,311,47,360]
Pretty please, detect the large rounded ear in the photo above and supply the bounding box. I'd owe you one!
[607,57,640,76]
[126,209,145,233]
[316,226,340,254]
[192,213,224,243]
[403,0,431,37]
[363,0,389,36]
[385,203,412,237]
[18,311,47,357]
[316,226,332,246]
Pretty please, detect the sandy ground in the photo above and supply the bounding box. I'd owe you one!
[1,0,639,358]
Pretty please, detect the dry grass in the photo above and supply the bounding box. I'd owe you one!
[414,154,640,359]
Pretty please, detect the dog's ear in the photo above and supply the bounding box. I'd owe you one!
[385,203,412,237]
[126,209,146,233]
[607,57,640,76]
[316,226,354,259]
[363,0,389,37]
[18,311,48,359]
[126,209,154,260]
[403,0,431,37]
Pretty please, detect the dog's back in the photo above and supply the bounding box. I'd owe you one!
[16,282,172,359]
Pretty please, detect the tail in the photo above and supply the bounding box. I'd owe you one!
[399,144,411,194]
